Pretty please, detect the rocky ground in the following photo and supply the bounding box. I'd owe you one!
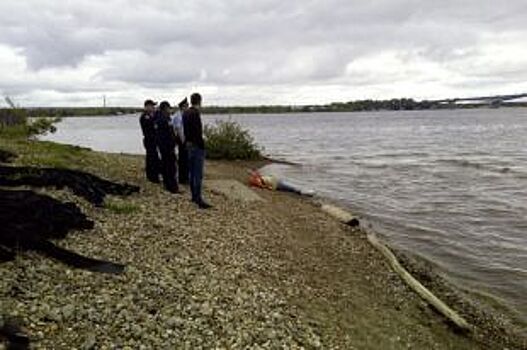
[0,139,526,349]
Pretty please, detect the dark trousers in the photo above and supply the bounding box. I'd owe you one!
[188,146,205,202]
[178,144,189,184]
[143,139,160,183]
[159,146,178,192]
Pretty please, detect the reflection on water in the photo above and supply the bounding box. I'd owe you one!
[43,108,527,321]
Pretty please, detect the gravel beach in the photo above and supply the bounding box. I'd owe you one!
[1,139,526,349]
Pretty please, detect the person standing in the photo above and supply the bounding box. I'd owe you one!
[139,99,160,183]
[173,98,189,184]
[183,93,211,209]
[154,101,179,193]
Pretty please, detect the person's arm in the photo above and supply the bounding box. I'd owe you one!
[197,112,205,149]
[139,114,147,137]
[177,123,185,145]
[174,113,185,144]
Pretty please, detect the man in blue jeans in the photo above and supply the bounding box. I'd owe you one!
[182,93,212,209]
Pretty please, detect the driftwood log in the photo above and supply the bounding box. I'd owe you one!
[0,189,125,274]
[0,165,139,206]
[320,202,471,331]
[0,149,17,164]
[367,233,471,331]
[0,316,30,350]
[320,203,360,227]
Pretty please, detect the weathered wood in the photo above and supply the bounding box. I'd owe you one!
[367,232,471,331]
[0,149,16,163]
[320,203,360,227]
[0,189,125,274]
[0,316,30,350]
[0,165,139,206]
[319,203,471,331]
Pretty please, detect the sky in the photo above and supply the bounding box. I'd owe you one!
[0,0,527,107]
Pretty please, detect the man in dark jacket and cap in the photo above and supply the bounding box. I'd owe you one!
[154,101,179,193]
[139,99,160,183]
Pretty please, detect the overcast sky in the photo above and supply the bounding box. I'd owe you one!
[1,1,526,107]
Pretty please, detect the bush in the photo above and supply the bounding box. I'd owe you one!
[0,108,61,138]
[26,117,62,137]
[0,108,27,128]
[204,120,263,160]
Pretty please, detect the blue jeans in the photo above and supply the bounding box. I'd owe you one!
[188,146,205,202]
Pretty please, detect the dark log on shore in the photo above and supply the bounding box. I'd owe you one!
[0,189,124,274]
[0,149,16,163]
[0,165,139,206]
[0,316,30,350]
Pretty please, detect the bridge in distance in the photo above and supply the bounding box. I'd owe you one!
[433,93,527,107]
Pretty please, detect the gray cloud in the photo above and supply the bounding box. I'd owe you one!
[0,0,526,106]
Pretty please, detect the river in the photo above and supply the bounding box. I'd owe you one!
[41,108,527,323]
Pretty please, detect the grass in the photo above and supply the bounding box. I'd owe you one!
[104,200,139,215]
[0,136,93,169]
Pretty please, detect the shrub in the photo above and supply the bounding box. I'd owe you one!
[0,107,61,138]
[26,117,62,137]
[0,108,27,127]
[204,120,263,160]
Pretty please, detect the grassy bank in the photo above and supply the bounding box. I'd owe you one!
[0,135,526,348]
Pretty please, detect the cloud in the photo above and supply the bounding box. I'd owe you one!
[0,0,526,106]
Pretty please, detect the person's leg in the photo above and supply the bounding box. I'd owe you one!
[187,147,198,202]
[276,180,302,195]
[194,149,211,209]
[144,143,160,183]
[159,148,177,193]
[166,150,178,192]
[178,144,189,184]
[195,148,204,203]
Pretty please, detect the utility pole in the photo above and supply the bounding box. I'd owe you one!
[103,95,106,108]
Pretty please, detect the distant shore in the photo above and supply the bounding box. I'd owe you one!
[4,101,527,119]
[1,135,526,348]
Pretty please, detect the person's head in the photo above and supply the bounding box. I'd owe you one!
[144,99,156,114]
[178,97,189,111]
[159,101,171,116]
[190,93,202,108]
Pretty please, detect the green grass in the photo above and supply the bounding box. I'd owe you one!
[105,200,139,215]
[0,136,93,169]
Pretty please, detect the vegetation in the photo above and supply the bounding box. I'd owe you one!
[23,107,140,118]
[105,200,139,215]
[2,97,526,119]
[0,108,61,138]
[204,120,263,160]
[204,100,527,114]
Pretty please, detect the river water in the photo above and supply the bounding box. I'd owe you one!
[42,108,527,322]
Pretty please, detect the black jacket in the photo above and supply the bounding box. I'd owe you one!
[182,107,205,149]
[154,110,177,151]
[139,112,156,148]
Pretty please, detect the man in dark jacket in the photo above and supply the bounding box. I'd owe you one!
[183,93,211,209]
[139,99,160,183]
[154,101,178,193]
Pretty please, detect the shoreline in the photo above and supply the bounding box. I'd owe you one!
[1,139,526,348]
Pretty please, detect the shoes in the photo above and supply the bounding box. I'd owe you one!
[193,199,212,209]
[166,187,180,194]
[198,201,212,209]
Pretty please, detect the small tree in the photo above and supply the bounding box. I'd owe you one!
[204,120,263,160]
[1,96,61,138]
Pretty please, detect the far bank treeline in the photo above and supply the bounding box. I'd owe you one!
[3,99,527,118]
